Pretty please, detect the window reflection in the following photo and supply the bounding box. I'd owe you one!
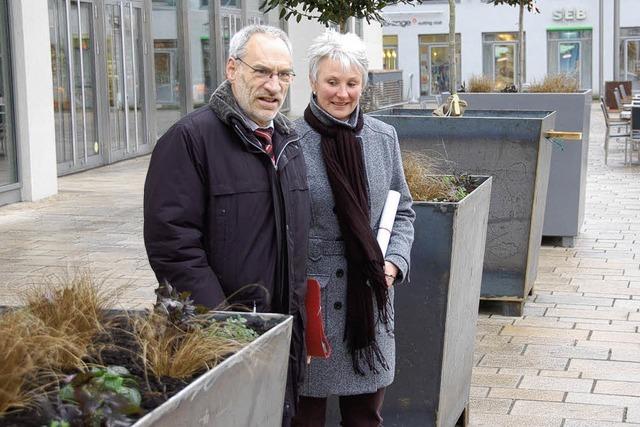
[0,0,17,187]
[482,32,523,91]
[547,29,591,90]
[152,0,182,136]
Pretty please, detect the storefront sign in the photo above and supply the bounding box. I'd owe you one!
[552,8,587,22]
[382,16,443,27]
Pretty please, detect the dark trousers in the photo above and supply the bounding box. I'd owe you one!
[291,388,386,427]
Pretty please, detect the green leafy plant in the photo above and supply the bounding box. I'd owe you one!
[213,316,259,343]
[260,0,420,31]
[51,365,143,427]
[154,282,208,329]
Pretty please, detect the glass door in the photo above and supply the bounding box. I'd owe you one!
[105,0,147,162]
[493,44,516,90]
[547,30,592,90]
[623,39,640,91]
[49,0,102,175]
[559,41,581,84]
[429,45,450,95]
[419,34,461,96]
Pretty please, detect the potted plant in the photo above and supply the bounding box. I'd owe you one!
[325,155,492,426]
[459,73,591,247]
[387,155,492,427]
[369,107,555,316]
[0,273,292,427]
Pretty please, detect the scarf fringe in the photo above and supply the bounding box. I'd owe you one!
[350,340,390,376]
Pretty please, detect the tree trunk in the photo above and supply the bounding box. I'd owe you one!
[448,0,456,93]
[339,19,348,34]
[518,1,525,90]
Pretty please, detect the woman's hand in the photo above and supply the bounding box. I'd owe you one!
[384,261,399,288]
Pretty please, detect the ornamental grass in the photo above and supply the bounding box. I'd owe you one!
[467,74,495,93]
[528,73,579,93]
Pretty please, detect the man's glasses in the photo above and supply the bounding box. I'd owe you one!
[235,57,295,83]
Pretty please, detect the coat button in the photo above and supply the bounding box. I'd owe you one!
[336,269,344,278]
[334,302,342,310]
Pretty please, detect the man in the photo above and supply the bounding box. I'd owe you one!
[143,25,309,424]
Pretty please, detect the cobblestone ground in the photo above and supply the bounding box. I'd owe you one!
[0,104,639,425]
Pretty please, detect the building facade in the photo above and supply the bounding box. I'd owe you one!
[0,0,382,206]
[381,0,640,98]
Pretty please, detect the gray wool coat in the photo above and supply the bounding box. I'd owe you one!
[294,98,415,397]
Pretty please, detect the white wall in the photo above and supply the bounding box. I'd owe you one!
[10,0,57,202]
[363,20,384,70]
[383,0,640,98]
[287,19,329,118]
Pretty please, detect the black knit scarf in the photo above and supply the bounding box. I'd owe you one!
[304,105,391,376]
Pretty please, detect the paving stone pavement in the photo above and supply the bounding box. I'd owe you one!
[1,103,640,425]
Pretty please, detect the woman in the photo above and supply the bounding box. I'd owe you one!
[292,31,415,427]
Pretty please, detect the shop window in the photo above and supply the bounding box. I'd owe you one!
[0,0,17,187]
[621,27,640,91]
[547,29,592,90]
[418,34,461,96]
[383,35,398,70]
[482,32,525,91]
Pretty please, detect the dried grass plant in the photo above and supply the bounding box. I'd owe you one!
[0,310,63,414]
[467,74,495,93]
[403,152,450,201]
[0,311,36,413]
[133,313,244,380]
[528,74,579,93]
[20,270,118,370]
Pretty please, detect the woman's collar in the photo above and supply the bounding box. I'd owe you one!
[309,95,360,130]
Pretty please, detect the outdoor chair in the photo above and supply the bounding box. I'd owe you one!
[601,98,631,165]
[631,106,640,164]
[619,84,633,104]
[614,87,632,111]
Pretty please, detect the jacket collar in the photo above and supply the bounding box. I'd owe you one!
[208,80,293,136]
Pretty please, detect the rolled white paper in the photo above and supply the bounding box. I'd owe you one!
[376,190,401,256]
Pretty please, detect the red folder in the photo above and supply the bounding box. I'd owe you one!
[305,278,332,360]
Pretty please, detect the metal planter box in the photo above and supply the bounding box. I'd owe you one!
[133,312,292,427]
[459,91,592,246]
[370,109,555,315]
[326,177,491,426]
[387,176,492,426]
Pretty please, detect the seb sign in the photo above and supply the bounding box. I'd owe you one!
[552,8,587,22]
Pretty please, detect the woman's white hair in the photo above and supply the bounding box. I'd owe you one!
[307,31,369,87]
[229,25,292,59]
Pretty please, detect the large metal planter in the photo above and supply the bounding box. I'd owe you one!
[459,91,592,246]
[133,312,292,427]
[387,176,492,426]
[326,177,492,426]
[370,109,555,315]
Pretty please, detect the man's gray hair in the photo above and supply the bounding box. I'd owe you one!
[228,25,292,59]
[307,31,369,87]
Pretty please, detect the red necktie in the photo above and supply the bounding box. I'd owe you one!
[254,128,275,165]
